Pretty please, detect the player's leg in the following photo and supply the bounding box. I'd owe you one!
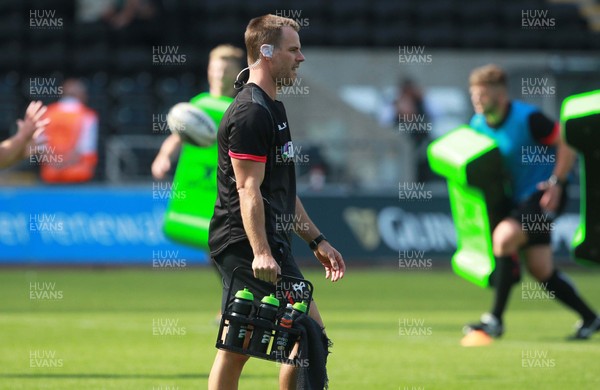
[208,349,250,390]
[279,345,299,390]
[523,245,553,280]
[278,300,325,390]
[465,217,526,337]
[489,217,527,323]
[524,245,600,339]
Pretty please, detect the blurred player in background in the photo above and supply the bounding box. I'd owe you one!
[464,64,599,341]
[152,45,244,321]
[208,14,345,390]
[0,101,49,169]
[38,79,98,183]
[151,44,244,179]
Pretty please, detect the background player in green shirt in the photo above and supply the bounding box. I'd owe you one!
[152,44,244,251]
[152,44,244,180]
[151,45,244,319]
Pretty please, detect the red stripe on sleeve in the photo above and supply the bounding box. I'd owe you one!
[539,122,559,145]
[228,150,267,163]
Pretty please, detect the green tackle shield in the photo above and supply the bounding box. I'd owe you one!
[561,89,600,266]
[428,126,508,287]
[162,142,218,250]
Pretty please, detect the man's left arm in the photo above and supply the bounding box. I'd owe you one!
[539,135,576,212]
[294,196,345,282]
[530,113,577,211]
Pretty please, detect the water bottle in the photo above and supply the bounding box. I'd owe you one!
[224,287,254,348]
[271,301,308,360]
[248,294,280,354]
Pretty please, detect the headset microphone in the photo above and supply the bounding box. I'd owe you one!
[233,66,251,90]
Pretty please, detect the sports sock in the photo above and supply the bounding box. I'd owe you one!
[491,256,514,323]
[542,269,597,322]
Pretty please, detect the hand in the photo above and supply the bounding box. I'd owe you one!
[252,254,281,284]
[313,241,345,282]
[17,101,49,141]
[537,179,562,213]
[151,154,171,180]
[24,128,48,157]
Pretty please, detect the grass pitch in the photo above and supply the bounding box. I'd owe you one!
[1,266,600,389]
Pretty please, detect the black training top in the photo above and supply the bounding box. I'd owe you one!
[208,83,297,257]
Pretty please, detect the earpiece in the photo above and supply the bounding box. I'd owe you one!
[260,44,273,58]
[233,44,273,89]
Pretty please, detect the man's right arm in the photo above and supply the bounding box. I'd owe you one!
[231,157,281,283]
[151,133,182,179]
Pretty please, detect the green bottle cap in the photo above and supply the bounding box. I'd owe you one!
[261,294,280,307]
[235,287,254,301]
[292,301,308,313]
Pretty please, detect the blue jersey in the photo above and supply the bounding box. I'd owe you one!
[470,100,555,203]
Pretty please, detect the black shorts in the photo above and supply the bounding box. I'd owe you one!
[212,239,305,313]
[509,189,567,246]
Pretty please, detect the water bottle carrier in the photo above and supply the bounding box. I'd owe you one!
[215,267,314,365]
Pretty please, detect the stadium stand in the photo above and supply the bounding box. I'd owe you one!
[1,0,598,183]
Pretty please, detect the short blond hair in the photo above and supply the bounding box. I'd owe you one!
[244,14,300,64]
[209,44,244,67]
[469,64,507,87]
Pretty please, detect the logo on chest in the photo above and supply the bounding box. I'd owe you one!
[274,141,309,165]
[281,141,294,158]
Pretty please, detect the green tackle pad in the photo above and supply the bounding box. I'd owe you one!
[428,126,508,287]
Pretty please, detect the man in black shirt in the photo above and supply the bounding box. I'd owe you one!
[208,14,346,390]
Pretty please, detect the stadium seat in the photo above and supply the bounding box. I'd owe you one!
[590,32,600,50]
[544,29,589,50]
[330,22,370,46]
[112,47,152,76]
[190,17,245,50]
[28,25,68,45]
[109,73,154,100]
[0,0,22,14]
[26,43,67,73]
[502,29,547,49]
[417,23,460,48]
[0,42,22,72]
[155,74,200,109]
[244,0,287,19]
[458,1,502,25]
[0,13,24,44]
[283,0,324,20]
[71,44,111,75]
[109,20,162,47]
[414,0,457,23]
[371,0,414,23]
[110,100,155,135]
[458,24,504,49]
[0,72,20,94]
[328,0,371,22]
[502,1,546,29]
[372,23,416,47]
[31,0,73,15]
[299,23,330,46]
[70,22,110,46]
[549,4,588,31]
[197,0,245,18]
[0,92,20,139]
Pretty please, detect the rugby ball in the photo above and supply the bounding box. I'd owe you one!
[167,102,217,147]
